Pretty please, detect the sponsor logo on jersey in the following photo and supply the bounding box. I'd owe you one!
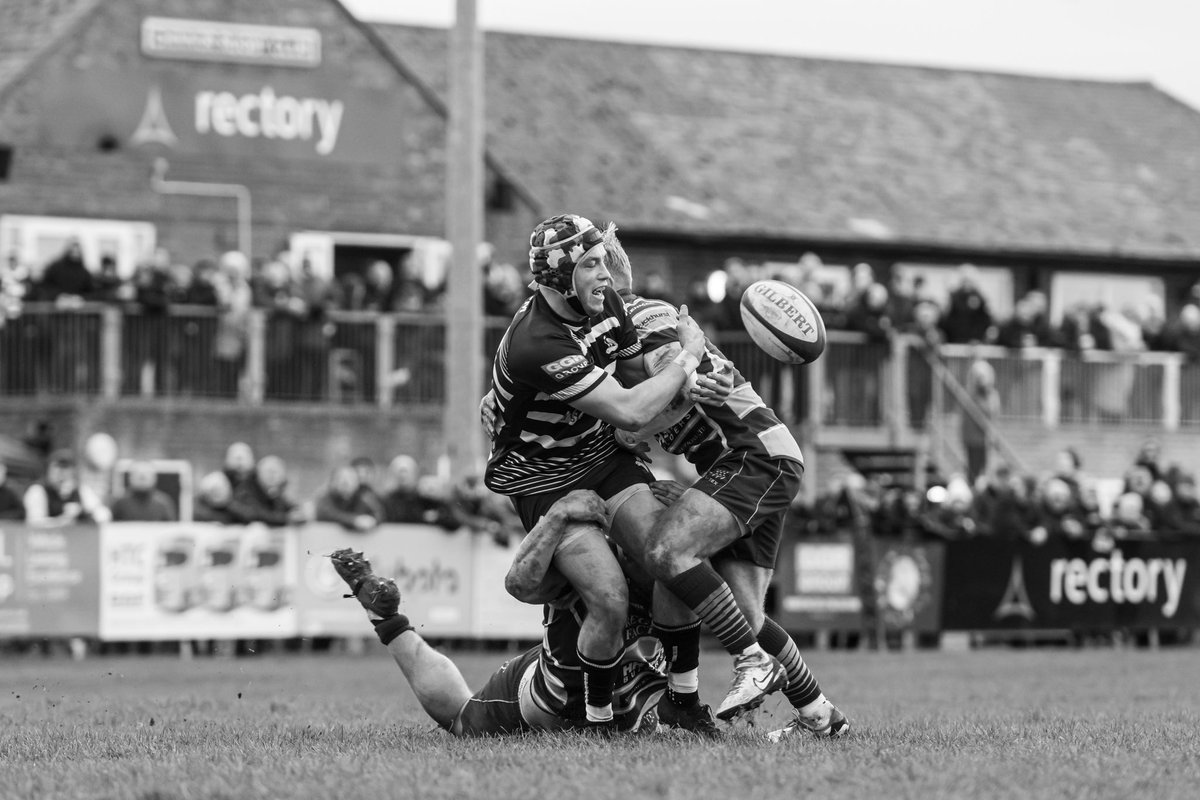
[541,354,589,381]
[602,336,618,355]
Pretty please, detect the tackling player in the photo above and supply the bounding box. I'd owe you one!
[483,213,764,730]
[604,224,849,736]
[328,490,666,736]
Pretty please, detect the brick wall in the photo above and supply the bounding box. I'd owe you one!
[0,0,537,264]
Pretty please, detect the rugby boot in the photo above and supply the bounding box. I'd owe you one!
[765,702,851,742]
[329,549,400,619]
[715,650,787,720]
[656,695,723,738]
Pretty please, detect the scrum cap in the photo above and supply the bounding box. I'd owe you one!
[528,214,606,297]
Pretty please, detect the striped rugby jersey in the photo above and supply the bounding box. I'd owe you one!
[530,578,664,722]
[623,293,804,473]
[484,287,642,496]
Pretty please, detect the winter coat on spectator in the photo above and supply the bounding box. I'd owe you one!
[195,496,240,525]
[941,285,994,344]
[844,285,893,342]
[316,490,381,531]
[41,248,94,300]
[382,486,427,524]
[972,480,1035,541]
[111,488,177,522]
[1057,307,1113,351]
[0,480,24,520]
[228,477,297,527]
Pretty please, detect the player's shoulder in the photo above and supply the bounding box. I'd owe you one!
[503,296,583,376]
[624,294,678,328]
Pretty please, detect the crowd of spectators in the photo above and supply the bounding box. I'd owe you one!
[795,438,1200,549]
[3,437,525,546]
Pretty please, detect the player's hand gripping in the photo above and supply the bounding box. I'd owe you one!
[688,363,734,406]
[479,389,498,439]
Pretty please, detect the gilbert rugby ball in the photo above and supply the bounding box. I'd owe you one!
[739,279,827,364]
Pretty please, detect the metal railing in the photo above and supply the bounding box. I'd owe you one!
[1,305,1195,434]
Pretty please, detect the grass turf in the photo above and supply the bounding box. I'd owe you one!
[2,646,1198,799]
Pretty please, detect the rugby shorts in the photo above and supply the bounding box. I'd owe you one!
[694,451,804,570]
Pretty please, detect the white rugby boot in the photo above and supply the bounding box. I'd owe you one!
[766,700,851,742]
[715,650,787,720]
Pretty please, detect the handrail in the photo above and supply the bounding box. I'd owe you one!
[911,338,1032,477]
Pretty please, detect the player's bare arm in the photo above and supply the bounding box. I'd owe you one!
[503,490,609,604]
[569,306,707,430]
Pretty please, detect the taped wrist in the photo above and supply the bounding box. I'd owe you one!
[671,351,700,376]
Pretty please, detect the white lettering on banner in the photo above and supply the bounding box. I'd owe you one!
[1048,550,1187,618]
[194,87,344,155]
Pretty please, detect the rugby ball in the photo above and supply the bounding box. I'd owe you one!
[739,279,827,364]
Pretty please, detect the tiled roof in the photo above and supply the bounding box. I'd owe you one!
[0,0,103,102]
[374,24,1200,259]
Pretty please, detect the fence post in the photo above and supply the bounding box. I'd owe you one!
[376,315,396,410]
[887,335,910,442]
[1042,351,1060,429]
[1163,355,1181,431]
[806,344,826,429]
[100,306,122,400]
[244,310,265,405]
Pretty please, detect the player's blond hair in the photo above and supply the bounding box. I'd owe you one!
[602,222,633,292]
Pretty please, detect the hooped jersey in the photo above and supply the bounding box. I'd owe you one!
[485,288,643,496]
[529,579,663,722]
[623,293,804,474]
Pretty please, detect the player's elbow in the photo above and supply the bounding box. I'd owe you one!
[504,570,535,603]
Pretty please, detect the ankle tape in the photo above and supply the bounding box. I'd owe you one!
[372,615,414,646]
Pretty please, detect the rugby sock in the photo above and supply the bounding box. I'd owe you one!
[758,616,822,709]
[373,615,415,646]
[578,648,622,723]
[653,620,701,707]
[664,563,759,656]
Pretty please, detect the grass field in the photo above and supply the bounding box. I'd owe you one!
[3,645,1198,800]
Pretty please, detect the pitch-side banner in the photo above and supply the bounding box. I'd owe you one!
[942,539,1200,629]
[98,522,298,640]
[0,523,100,637]
[774,539,864,630]
[293,524,542,639]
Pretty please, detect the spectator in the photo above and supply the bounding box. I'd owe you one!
[228,455,306,527]
[316,466,381,531]
[875,487,929,542]
[922,478,978,540]
[23,450,111,526]
[996,295,1050,349]
[223,442,256,493]
[255,259,306,399]
[1144,480,1183,535]
[448,473,524,545]
[293,258,338,400]
[40,238,93,302]
[1123,464,1155,501]
[1103,492,1153,541]
[363,260,398,312]
[194,471,238,524]
[90,254,130,303]
[1164,474,1200,537]
[111,460,177,522]
[0,460,25,520]
[1133,438,1165,482]
[962,360,1000,484]
[1028,478,1091,545]
[972,466,1035,541]
[381,454,426,523]
[1050,447,1085,507]
[905,300,943,429]
[940,265,995,344]
[212,251,253,398]
[415,474,460,529]
[350,456,387,521]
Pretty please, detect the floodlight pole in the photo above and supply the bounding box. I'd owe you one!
[443,0,486,481]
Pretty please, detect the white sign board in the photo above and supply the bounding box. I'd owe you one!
[141,17,321,68]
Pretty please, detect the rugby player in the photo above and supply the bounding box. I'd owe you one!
[482,213,788,731]
[483,213,766,729]
[604,224,849,736]
[327,490,666,736]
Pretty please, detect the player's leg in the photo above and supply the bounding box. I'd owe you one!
[715,557,849,737]
[511,488,631,727]
[643,480,785,718]
[328,549,474,731]
[552,524,630,726]
[609,484,718,735]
